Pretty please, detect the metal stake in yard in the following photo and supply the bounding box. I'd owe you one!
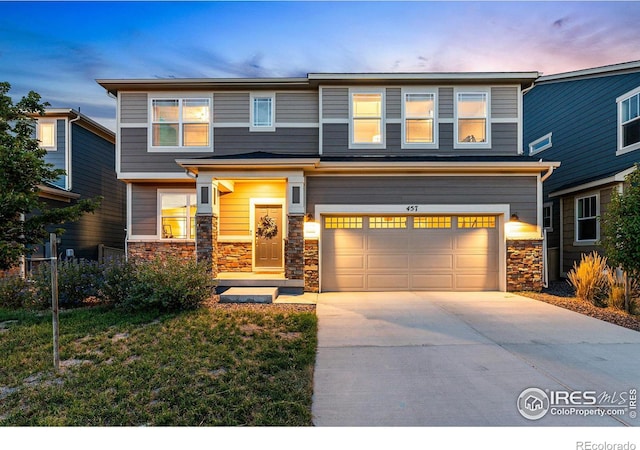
[50,233,60,373]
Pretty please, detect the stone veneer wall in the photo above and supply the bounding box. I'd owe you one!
[285,215,304,280]
[304,240,319,293]
[218,242,252,272]
[196,214,218,277]
[507,239,543,292]
[128,241,196,260]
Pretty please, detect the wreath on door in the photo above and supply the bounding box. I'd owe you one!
[256,215,278,240]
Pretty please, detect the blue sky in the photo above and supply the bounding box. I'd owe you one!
[2,1,640,130]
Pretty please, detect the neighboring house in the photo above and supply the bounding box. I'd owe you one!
[31,109,126,262]
[97,73,559,293]
[523,61,640,280]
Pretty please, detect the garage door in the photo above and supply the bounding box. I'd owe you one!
[321,215,499,291]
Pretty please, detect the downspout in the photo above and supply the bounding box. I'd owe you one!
[540,165,555,182]
[540,164,556,288]
[67,111,81,191]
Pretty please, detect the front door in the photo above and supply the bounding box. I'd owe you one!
[254,205,283,269]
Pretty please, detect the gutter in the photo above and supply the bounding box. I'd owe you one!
[67,112,81,191]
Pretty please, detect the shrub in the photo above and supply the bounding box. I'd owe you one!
[119,256,215,312]
[29,259,105,308]
[99,258,137,307]
[567,251,609,306]
[0,274,32,309]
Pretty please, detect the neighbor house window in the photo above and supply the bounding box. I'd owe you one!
[456,91,489,147]
[402,90,436,147]
[250,92,275,131]
[151,98,210,148]
[159,191,197,239]
[576,194,598,242]
[38,120,57,150]
[529,133,552,155]
[543,202,553,231]
[617,87,640,155]
[350,90,384,147]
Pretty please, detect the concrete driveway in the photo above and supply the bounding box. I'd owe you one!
[312,291,640,426]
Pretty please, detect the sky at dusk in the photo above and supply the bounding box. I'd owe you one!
[2,1,640,130]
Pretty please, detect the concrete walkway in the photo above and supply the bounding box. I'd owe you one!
[312,291,640,426]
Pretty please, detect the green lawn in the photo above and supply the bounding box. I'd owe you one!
[0,304,317,426]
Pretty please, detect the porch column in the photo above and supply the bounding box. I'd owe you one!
[285,175,305,280]
[195,173,219,277]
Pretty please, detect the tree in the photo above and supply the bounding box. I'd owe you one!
[600,164,640,311]
[0,82,101,270]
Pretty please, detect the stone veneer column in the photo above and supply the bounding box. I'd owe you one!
[506,239,543,292]
[304,240,319,293]
[285,215,304,280]
[196,214,218,277]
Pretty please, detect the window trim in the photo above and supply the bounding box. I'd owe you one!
[148,93,213,153]
[574,193,599,244]
[454,88,491,149]
[543,202,553,232]
[157,189,197,240]
[250,92,276,132]
[529,132,553,155]
[617,86,640,156]
[38,120,58,151]
[401,88,438,149]
[349,88,386,149]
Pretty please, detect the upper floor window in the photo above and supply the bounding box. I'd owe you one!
[617,87,640,155]
[350,89,384,147]
[159,190,197,239]
[151,98,210,149]
[529,132,552,155]
[575,194,598,242]
[38,120,57,151]
[455,90,489,148]
[543,202,553,231]
[402,89,437,148]
[250,92,275,131]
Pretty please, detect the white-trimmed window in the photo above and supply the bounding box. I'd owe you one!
[455,90,490,148]
[575,194,598,242]
[529,132,552,155]
[617,86,640,155]
[38,120,57,151]
[402,89,437,148]
[158,190,197,239]
[250,92,275,131]
[543,202,553,231]
[350,89,385,147]
[151,97,211,149]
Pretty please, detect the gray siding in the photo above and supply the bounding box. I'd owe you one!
[131,182,195,236]
[121,93,148,123]
[491,122,518,153]
[491,87,518,118]
[322,88,348,119]
[43,120,67,188]
[213,93,249,123]
[307,176,538,225]
[276,92,318,122]
[120,127,319,173]
[386,88,401,119]
[439,87,454,119]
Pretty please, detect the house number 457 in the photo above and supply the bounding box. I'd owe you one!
[406,205,419,212]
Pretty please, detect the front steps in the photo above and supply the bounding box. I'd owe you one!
[219,287,279,303]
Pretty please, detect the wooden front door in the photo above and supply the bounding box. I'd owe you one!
[254,205,283,269]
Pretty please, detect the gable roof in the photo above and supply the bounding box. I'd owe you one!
[535,60,640,85]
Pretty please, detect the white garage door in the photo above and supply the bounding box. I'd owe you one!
[321,215,500,291]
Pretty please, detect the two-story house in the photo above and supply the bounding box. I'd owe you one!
[523,61,640,280]
[98,73,559,294]
[32,109,126,262]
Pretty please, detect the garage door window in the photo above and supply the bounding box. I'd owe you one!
[458,216,496,228]
[414,216,452,229]
[369,217,407,229]
[324,217,363,229]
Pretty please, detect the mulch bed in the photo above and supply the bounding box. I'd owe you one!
[519,281,640,332]
[203,295,315,313]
